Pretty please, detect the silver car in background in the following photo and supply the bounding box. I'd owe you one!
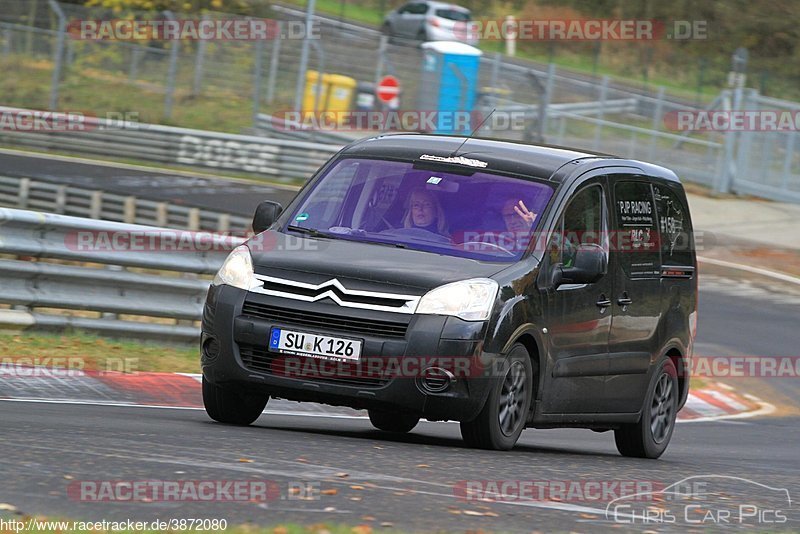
[382,1,477,45]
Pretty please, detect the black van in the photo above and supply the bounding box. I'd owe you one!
[201,134,697,459]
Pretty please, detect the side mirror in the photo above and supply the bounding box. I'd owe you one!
[252,200,283,234]
[556,244,606,286]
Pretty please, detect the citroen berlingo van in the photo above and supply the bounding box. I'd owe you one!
[201,134,697,459]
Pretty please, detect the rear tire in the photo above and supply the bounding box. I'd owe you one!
[368,409,419,433]
[460,343,533,450]
[614,358,678,459]
[202,377,268,425]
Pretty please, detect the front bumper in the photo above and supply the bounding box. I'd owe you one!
[201,284,498,422]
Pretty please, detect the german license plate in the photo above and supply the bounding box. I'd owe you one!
[268,328,362,362]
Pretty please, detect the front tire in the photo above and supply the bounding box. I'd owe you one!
[614,358,678,459]
[203,377,268,425]
[460,343,533,450]
[368,409,419,433]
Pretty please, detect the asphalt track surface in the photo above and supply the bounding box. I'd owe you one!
[0,150,298,217]
[1,151,799,531]
[1,403,798,531]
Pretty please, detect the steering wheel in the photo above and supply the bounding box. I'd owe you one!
[459,241,514,256]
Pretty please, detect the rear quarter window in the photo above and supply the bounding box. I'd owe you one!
[653,183,694,267]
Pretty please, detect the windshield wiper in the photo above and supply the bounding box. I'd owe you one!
[285,225,335,239]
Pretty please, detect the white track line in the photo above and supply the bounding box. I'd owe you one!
[0,396,771,423]
[697,256,800,286]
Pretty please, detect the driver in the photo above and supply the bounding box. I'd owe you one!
[403,188,450,238]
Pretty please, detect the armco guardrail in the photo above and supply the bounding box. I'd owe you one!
[0,106,341,182]
[0,175,251,232]
[0,208,244,342]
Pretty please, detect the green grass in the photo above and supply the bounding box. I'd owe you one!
[0,331,199,373]
[280,0,386,26]
[0,56,254,134]
[451,39,718,106]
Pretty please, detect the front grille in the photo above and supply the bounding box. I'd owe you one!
[260,279,412,309]
[238,344,391,388]
[241,301,409,339]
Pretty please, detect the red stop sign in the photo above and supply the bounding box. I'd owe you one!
[376,75,400,103]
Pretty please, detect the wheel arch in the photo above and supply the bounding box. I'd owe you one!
[501,326,544,406]
[664,346,688,410]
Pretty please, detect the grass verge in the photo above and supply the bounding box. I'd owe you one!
[0,331,199,373]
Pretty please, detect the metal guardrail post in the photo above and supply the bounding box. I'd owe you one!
[732,88,758,196]
[718,86,744,195]
[163,11,180,120]
[156,202,168,226]
[540,63,555,141]
[217,214,230,233]
[374,34,388,89]
[266,37,281,105]
[188,208,200,231]
[123,196,136,223]
[192,15,209,96]
[648,86,665,160]
[556,116,566,145]
[252,37,265,126]
[18,178,30,209]
[46,0,66,111]
[55,185,67,214]
[311,39,325,115]
[293,0,317,112]
[90,191,103,219]
[593,75,609,150]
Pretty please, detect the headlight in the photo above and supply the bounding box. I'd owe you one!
[415,278,498,321]
[212,244,254,290]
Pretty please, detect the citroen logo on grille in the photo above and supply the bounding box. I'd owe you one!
[249,274,420,314]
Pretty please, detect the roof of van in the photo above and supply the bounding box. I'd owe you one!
[341,133,679,183]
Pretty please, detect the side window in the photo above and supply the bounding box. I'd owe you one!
[547,184,607,270]
[653,183,693,266]
[614,180,661,279]
[409,3,428,14]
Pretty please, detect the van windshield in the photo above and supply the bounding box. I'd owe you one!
[285,158,555,262]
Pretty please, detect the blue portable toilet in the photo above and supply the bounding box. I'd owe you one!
[418,41,482,134]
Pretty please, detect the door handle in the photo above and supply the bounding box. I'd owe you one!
[596,295,612,309]
[617,293,632,306]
